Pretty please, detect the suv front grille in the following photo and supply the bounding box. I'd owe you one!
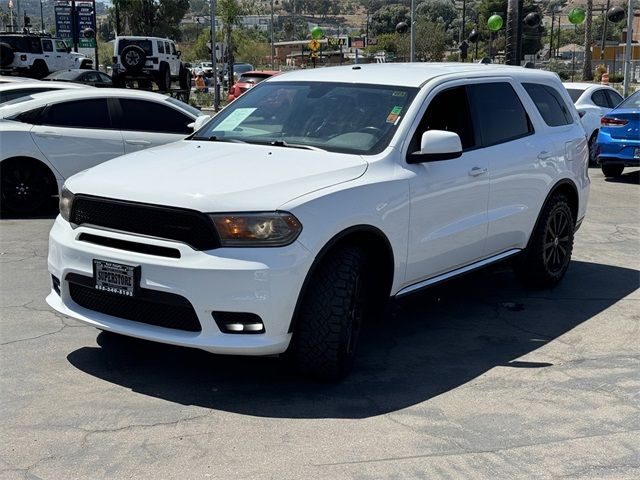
[70,195,219,250]
[67,273,201,332]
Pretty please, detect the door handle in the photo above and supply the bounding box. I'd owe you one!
[537,151,553,161]
[125,139,151,146]
[34,131,61,139]
[468,167,487,177]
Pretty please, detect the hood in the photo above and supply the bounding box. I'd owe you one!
[66,140,368,212]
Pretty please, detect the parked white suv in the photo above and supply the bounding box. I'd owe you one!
[47,64,590,379]
[0,33,93,79]
[111,36,189,90]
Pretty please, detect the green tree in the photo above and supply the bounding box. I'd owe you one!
[416,0,457,28]
[415,19,448,61]
[369,4,410,36]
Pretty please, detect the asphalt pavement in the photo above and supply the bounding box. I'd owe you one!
[1,168,638,479]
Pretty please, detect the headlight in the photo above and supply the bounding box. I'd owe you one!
[209,212,302,247]
[59,186,74,222]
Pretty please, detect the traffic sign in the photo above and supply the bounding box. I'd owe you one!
[309,39,320,51]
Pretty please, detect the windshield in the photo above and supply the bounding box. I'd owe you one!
[192,81,418,155]
[238,74,272,84]
[566,89,584,104]
[117,39,153,56]
[618,91,640,109]
[165,96,205,117]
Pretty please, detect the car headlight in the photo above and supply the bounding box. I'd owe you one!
[209,212,302,247]
[59,186,74,222]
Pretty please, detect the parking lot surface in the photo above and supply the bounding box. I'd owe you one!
[1,168,639,479]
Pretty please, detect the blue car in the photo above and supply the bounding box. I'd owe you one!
[597,90,640,177]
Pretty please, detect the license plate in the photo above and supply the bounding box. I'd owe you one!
[93,260,139,297]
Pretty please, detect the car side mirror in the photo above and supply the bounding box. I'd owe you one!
[177,50,182,58]
[407,130,463,164]
[188,115,211,132]
[66,47,71,53]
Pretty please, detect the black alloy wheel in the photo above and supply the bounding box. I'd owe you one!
[542,208,572,276]
[1,161,52,214]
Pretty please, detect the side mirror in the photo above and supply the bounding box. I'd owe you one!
[177,50,182,58]
[408,130,462,164]
[66,47,71,53]
[188,114,211,132]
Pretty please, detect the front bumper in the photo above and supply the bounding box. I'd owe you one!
[47,217,313,355]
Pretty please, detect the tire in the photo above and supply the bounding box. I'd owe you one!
[30,60,49,79]
[514,193,574,289]
[179,65,189,90]
[137,78,152,89]
[0,43,14,67]
[1,159,54,215]
[588,132,598,166]
[602,164,624,177]
[120,45,146,73]
[291,246,370,380]
[157,64,171,91]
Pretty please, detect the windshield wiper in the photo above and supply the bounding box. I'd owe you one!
[268,140,326,152]
[191,135,246,144]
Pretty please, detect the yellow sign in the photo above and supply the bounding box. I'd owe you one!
[309,39,320,51]
[310,51,319,58]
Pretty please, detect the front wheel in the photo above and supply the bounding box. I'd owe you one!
[588,132,598,166]
[514,193,574,289]
[602,164,624,177]
[290,246,369,380]
[1,160,54,214]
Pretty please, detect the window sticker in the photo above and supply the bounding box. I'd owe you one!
[386,106,403,123]
[213,108,257,131]
[392,91,407,97]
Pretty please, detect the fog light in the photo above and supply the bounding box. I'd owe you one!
[212,311,265,334]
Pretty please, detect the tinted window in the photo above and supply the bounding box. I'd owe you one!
[0,35,27,51]
[164,42,170,55]
[591,90,609,108]
[55,40,67,52]
[83,71,101,83]
[468,82,532,147]
[98,73,112,83]
[14,107,45,124]
[605,90,623,108]
[0,88,54,103]
[565,88,584,104]
[43,99,111,129]
[617,91,640,109]
[523,83,573,127]
[42,39,53,52]
[412,86,476,152]
[157,41,165,54]
[170,43,177,55]
[116,99,192,134]
[29,38,42,54]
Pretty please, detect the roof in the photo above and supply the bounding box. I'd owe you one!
[0,81,91,91]
[115,36,176,43]
[268,63,560,88]
[563,82,613,91]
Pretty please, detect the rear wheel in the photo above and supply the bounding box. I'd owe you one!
[179,65,190,90]
[1,159,55,214]
[602,164,624,177]
[31,60,49,79]
[514,193,574,289]
[157,64,171,91]
[291,246,370,380]
[588,132,598,166]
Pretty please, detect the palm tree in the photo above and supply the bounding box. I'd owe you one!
[218,0,245,88]
[582,0,593,80]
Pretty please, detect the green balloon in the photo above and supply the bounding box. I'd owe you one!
[487,14,503,32]
[568,8,586,25]
[311,26,324,39]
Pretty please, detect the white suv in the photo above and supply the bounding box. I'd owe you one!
[111,36,189,90]
[47,64,590,379]
[0,33,92,79]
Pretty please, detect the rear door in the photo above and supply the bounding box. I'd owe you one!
[30,98,124,179]
[112,98,193,153]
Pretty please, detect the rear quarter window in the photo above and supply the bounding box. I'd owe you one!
[523,83,574,127]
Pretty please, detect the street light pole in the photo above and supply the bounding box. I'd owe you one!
[410,0,416,62]
[270,0,275,67]
[210,0,220,111]
[622,0,634,96]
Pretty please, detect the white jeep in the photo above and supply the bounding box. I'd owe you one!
[0,33,92,79]
[111,36,190,90]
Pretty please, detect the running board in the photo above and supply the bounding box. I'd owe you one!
[395,249,521,298]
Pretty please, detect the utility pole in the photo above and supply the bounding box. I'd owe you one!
[410,0,416,61]
[622,0,634,96]
[270,0,275,67]
[210,0,220,111]
[40,0,44,32]
[582,0,594,81]
[601,0,611,59]
[506,0,519,65]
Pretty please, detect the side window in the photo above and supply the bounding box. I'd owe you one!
[170,43,177,55]
[116,99,192,134]
[411,86,476,153]
[55,40,67,52]
[14,107,45,125]
[164,41,171,55]
[83,72,101,82]
[42,39,53,52]
[43,99,111,129]
[157,41,165,54]
[468,82,533,147]
[591,90,609,108]
[605,90,623,108]
[522,83,573,127]
[99,73,112,83]
[29,38,43,54]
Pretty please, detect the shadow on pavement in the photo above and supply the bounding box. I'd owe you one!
[604,169,639,185]
[67,260,639,419]
[0,198,58,220]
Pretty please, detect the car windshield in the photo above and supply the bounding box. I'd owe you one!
[192,81,418,155]
[43,70,78,81]
[117,39,153,56]
[617,91,640,109]
[165,96,205,117]
[566,89,584,103]
[238,74,271,84]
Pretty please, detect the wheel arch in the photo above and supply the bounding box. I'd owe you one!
[287,225,395,333]
[1,156,60,195]
[527,178,579,249]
